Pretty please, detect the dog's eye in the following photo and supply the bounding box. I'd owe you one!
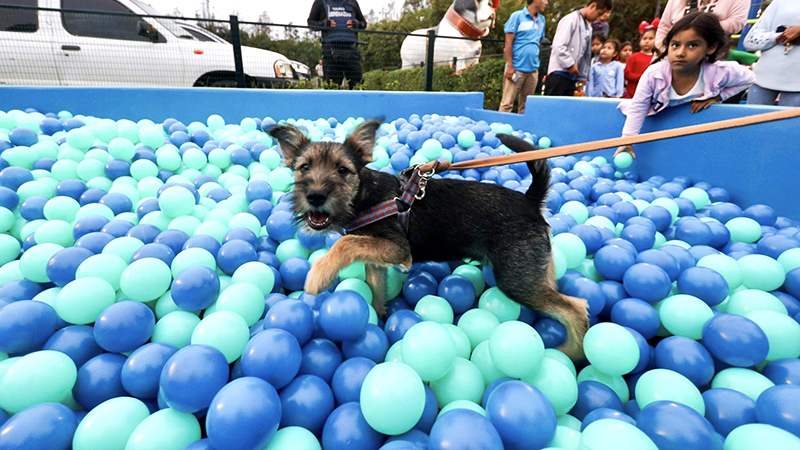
[299,163,310,172]
[338,166,349,175]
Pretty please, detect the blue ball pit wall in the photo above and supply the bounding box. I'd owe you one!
[1,87,796,217]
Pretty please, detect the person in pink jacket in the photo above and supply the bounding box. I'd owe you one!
[615,12,755,158]
[655,0,750,52]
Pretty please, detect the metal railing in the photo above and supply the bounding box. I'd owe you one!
[0,3,544,96]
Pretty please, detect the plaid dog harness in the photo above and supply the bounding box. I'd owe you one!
[346,164,435,233]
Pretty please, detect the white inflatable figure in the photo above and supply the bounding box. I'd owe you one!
[400,0,499,72]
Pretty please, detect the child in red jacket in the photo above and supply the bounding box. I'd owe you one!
[624,20,659,98]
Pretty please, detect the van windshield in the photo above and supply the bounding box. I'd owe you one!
[130,0,193,39]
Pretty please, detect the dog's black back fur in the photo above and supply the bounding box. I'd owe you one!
[270,121,589,360]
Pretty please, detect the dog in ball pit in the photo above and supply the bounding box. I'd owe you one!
[270,120,590,361]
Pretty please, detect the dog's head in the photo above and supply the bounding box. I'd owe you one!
[454,0,497,31]
[269,120,381,232]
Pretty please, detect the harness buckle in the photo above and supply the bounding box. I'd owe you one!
[414,165,435,200]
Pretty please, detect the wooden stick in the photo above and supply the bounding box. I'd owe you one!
[449,108,800,171]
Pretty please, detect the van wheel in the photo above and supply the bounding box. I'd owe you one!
[210,79,237,88]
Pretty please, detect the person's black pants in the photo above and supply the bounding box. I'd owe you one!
[544,72,577,97]
[322,41,362,89]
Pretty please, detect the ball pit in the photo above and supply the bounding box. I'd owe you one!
[0,101,799,450]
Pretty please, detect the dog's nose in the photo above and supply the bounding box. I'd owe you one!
[306,190,328,207]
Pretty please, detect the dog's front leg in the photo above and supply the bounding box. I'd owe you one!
[305,235,411,297]
[365,264,387,317]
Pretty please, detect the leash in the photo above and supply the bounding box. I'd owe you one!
[344,108,800,231]
[448,108,800,170]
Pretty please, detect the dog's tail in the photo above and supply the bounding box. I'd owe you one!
[496,134,550,207]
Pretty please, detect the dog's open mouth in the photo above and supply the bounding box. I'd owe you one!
[307,211,332,229]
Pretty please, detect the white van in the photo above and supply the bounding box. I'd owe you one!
[0,0,297,87]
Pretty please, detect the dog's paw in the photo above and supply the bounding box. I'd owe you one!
[372,299,387,318]
[304,260,338,295]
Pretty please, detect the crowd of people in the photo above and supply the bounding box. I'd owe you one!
[499,0,800,119]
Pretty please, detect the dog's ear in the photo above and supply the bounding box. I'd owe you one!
[269,125,310,166]
[344,119,382,165]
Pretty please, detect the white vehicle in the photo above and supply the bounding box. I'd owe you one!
[0,0,296,87]
[175,21,311,81]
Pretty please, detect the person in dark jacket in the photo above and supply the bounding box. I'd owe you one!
[308,0,367,89]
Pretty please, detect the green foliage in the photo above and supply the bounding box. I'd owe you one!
[360,58,507,110]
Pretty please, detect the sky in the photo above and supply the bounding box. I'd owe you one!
[151,0,402,25]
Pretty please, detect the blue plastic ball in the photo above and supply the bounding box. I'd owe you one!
[581,407,636,431]
[154,229,189,255]
[623,263,672,304]
[594,245,637,281]
[319,290,370,342]
[636,249,681,282]
[216,239,257,275]
[562,277,606,316]
[485,380,557,450]
[702,388,757,437]
[206,377,281,450]
[621,224,656,253]
[637,401,722,450]
[332,357,377,405]
[403,271,438,307]
[0,402,77,450]
[0,300,58,354]
[755,385,800,437]
[170,265,220,312]
[241,328,302,390]
[279,257,311,292]
[72,216,109,241]
[701,313,769,367]
[384,310,423,345]
[160,345,229,413]
[611,298,660,340]
[279,374,335,435]
[299,338,343,384]
[0,279,42,302]
[438,274,477,313]
[642,206,673,233]
[121,342,178,399]
[322,402,385,450]
[263,299,315,346]
[44,325,104,369]
[127,224,161,244]
[183,234,222,255]
[762,359,800,385]
[677,267,728,306]
[655,336,715,387]
[571,224,604,255]
[73,353,128,410]
[93,301,155,353]
[266,210,296,242]
[45,246,93,287]
[676,218,713,246]
[342,324,389,362]
[570,381,623,421]
[245,180,273,202]
[429,409,503,450]
[131,243,175,266]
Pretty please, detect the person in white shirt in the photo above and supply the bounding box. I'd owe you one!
[744,0,800,106]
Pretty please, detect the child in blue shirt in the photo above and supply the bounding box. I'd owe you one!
[587,39,625,97]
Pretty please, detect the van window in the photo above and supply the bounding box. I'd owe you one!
[0,0,39,33]
[181,26,215,42]
[61,0,162,42]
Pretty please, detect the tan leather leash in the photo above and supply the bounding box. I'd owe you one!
[416,108,800,172]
